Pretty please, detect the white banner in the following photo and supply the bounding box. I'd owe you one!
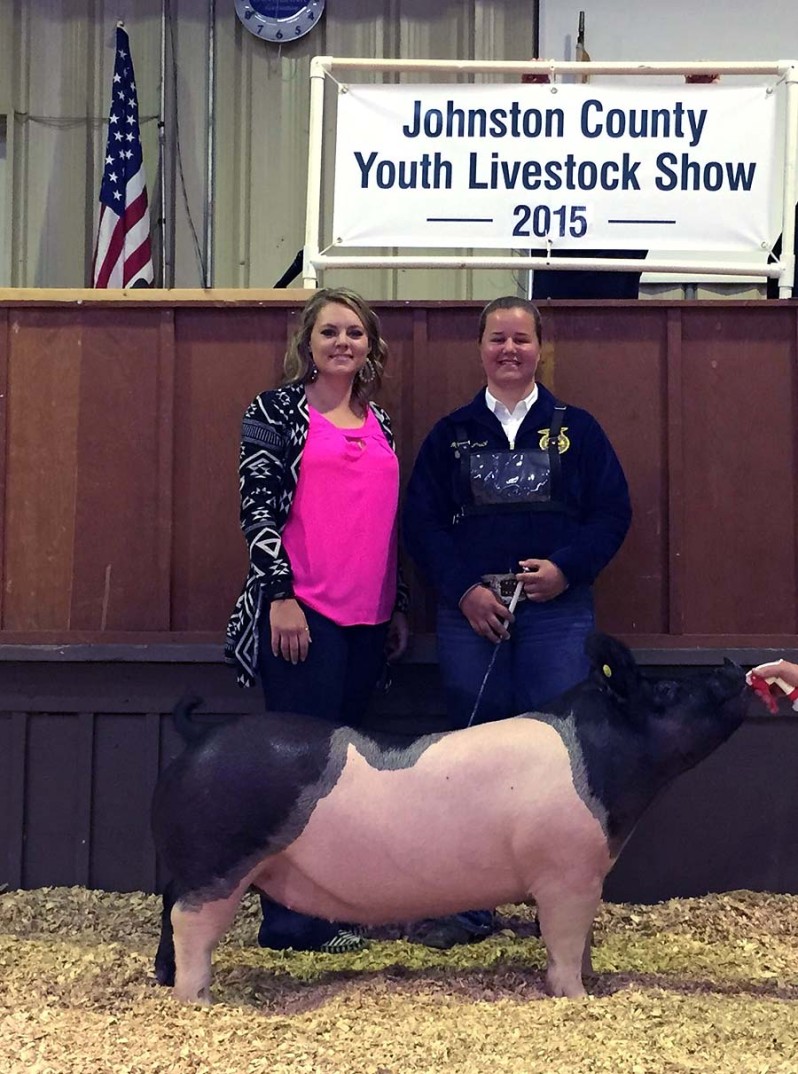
[332,83,780,251]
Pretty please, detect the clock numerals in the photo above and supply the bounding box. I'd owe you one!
[235,0,325,42]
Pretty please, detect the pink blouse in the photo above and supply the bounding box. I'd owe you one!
[281,405,399,626]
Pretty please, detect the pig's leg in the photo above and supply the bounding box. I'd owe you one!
[154,880,178,986]
[581,927,596,980]
[536,888,601,999]
[171,886,246,1004]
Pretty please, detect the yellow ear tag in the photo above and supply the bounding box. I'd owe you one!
[602,664,612,678]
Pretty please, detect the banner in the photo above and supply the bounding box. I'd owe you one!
[332,83,780,252]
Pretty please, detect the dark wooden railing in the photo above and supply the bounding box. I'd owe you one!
[0,289,796,653]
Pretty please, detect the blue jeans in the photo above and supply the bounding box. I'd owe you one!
[436,586,595,727]
[430,588,594,940]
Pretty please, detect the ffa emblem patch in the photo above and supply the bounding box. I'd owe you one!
[538,426,570,453]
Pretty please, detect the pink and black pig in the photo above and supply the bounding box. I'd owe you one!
[151,633,747,1003]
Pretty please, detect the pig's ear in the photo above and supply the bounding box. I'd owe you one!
[586,633,641,701]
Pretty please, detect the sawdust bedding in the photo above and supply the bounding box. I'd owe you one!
[2,887,798,1074]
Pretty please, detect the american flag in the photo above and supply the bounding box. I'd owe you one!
[92,25,154,288]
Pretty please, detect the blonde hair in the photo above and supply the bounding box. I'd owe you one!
[283,288,388,406]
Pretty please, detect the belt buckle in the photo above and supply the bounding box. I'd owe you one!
[497,575,517,601]
[482,572,524,607]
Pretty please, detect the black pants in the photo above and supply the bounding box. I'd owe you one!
[257,601,389,725]
[255,602,389,948]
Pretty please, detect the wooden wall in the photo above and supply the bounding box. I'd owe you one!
[1,290,798,899]
[0,290,796,655]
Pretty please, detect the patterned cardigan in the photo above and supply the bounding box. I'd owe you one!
[225,382,410,687]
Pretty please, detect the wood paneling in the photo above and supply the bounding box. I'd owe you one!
[0,712,26,890]
[70,310,171,630]
[666,308,686,636]
[4,310,82,629]
[678,307,797,633]
[90,712,162,893]
[170,307,294,631]
[543,304,670,635]
[0,296,795,651]
[23,712,88,888]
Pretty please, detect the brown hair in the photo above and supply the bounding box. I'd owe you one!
[477,296,542,345]
[283,288,388,406]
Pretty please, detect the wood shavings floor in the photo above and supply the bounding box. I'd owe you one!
[2,887,798,1073]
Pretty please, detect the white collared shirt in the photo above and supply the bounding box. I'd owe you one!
[485,384,538,449]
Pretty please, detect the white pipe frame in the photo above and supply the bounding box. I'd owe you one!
[159,3,168,287]
[303,56,327,289]
[303,57,798,295]
[779,64,798,298]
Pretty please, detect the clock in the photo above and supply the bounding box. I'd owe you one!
[234,0,326,43]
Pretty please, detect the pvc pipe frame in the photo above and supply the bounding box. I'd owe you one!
[205,0,216,288]
[303,57,798,297]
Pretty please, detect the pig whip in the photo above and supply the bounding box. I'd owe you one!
[466,578,525,727]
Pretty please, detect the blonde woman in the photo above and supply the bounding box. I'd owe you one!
[225,288,409,952]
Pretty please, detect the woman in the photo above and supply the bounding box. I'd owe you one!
[225,287,409,952]
[402,295,631,948]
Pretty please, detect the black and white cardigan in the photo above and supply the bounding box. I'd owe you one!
[225,382,409,687]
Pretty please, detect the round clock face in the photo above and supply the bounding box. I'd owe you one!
[234,0,326,42]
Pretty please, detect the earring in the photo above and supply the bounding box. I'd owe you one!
[357,359,375,385]
[308,361,318,383]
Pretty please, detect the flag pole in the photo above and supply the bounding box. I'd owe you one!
[576,11,591,83]
[159,1,169,286]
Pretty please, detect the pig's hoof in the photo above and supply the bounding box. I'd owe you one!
[154,956,176,987]
[545,972,587,999]
[174,986,212,1005]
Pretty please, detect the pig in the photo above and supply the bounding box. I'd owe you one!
[151,633,747,1003]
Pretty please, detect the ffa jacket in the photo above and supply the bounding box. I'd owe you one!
[225,382,409,687]
[402,384,631,609]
